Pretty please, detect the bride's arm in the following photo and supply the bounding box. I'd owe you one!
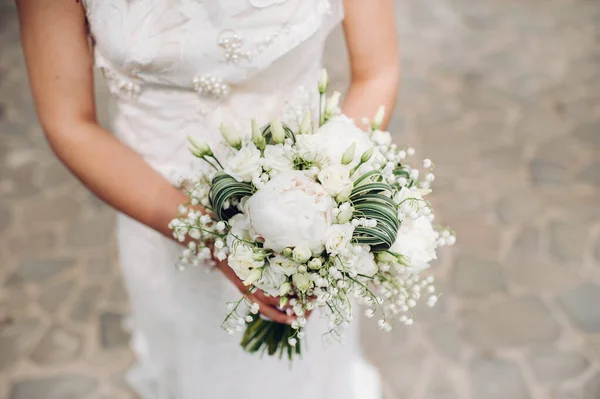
[16,1,293,324]
[16,1,185,239]
[341,0,400,129]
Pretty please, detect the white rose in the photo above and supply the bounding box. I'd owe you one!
[292,246,312,263]
[355,247,378,277]
[246,171,335,253]
[292,273,312,292]
[224,144,262,182]
[318,165,353,200]
[313,115,373,165]
[263,144,294,174]
[268,254,300,276]
[323,223,355,256]
[229,243,264,281]
[390,216,438,273]
[371,130,392,146]
[257,264,287,297]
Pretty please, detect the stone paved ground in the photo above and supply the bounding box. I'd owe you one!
[1,0,600,398]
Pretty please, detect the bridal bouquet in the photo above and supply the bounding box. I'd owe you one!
[170,70,455,360]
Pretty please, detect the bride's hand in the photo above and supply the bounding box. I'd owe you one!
[215,258,296,325]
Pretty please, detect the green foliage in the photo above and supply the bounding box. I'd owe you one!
[241,317,301,360]
[209,172,254,221]
[350,172,399,252]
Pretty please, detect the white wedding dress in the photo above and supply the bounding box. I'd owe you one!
[83,1,382,398]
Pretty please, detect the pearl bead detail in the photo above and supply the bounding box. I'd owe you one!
[192,74,230,99]
[100,67,141,95]
[218,30,252,63]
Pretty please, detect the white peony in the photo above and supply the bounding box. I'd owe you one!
[390,216,438,273]
[245,171,335,253]
[318,165,353,200]
[257,264,287,297]
[268,254,300,276]
[224,143,262,182]
[312,115,373,165]
[370,130,393,146]
[228,243,264,281]
[263,144,294,174]
[323,223,355,256]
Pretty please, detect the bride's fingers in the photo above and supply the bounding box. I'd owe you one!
[251,289,281,307]
[255,301,296,325]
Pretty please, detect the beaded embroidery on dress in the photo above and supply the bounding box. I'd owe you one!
[83,1,382,398]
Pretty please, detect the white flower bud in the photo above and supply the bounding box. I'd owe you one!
[243,268,263,286]
[371,106,385,131]
[423,158,432,168]
[299,111,312,135]
[325,91,341,116]
[187,136,212,157]
[251,119,266,150]
[283,247,293,258]
[292,246,312,263]
[308,258,322,270]
[220,122,242,149]
[360,147,374,163]
[270,118,286,144]
[341,142,356,165]
[279,282,291,296]
[318,68,329,94]
[288,337,298,346]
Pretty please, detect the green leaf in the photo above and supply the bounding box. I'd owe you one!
[349,178,399,252]
[353,170,382,187]
[209,172,254,221]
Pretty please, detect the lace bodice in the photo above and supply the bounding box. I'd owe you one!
[83,0,343,184]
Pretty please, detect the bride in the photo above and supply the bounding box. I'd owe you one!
[16,1,400,398]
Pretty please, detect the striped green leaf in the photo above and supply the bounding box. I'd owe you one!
[209,172,254,221]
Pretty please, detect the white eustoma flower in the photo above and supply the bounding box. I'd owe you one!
[318,165,353,201]
[263,144,294,174]
[295,134,322,162]
[269,254,300,276]
[355,247,378,277]
[246,171,335,253]
[323,223,355,256]
[257,264,287,297]
[228,243,264,282]
[371,130,393,147]
[390,216,438,273]
[224,143,262,182]
[226,213,253,248]
[312,115,373,165]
